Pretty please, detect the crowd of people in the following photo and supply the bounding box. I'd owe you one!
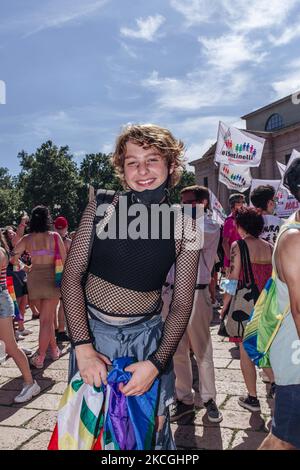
[0,123,299,450]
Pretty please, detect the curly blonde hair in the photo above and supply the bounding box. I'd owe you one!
[112,124,185,188]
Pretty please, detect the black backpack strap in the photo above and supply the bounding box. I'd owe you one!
[237,239,255,288]
[95,189,116,223]
[82,189,117,288]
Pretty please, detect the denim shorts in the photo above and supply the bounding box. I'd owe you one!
[0,289,14,319]
[272,384,300,449]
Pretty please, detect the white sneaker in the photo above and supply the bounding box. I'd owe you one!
[15,331,25,341]
[18,328,32,336]
[14,380,41,403]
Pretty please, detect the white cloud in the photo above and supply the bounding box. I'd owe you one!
[222,0,298,32]
[173,115,239,135]
[272,59,300,98]
[170,0,217,25]
[170,0,298,31]
[269,17,300,46]
[272,73,300,99]
[199,34,267,71]
[142,69,249,111]
[120,15,165,42]
[0,0,110,36]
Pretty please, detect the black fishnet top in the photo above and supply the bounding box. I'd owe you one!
[61,194,200,372]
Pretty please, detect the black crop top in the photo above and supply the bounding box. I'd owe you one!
[61,192,201,372]
[88,195,176,292]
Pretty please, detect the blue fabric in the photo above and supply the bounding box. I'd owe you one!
[104,357,159,450]
[107,357,159,450]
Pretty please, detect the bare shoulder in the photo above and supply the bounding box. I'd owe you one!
[277,229,300,265]
[278,228,300,251]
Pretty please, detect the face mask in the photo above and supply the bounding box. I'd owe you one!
[130,178,169,206]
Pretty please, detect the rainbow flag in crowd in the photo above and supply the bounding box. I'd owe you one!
[6,276,22,321]
[54,258,63,288]
[54,233,63,288]
[48,357,159,450]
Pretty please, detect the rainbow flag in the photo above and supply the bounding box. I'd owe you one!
[54,233,63,288]
[48,357,159,450]
[6,276,22,321]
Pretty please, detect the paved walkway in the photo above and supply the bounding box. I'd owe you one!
[0,309,273,450]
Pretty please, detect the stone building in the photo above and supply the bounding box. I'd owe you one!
[190,94,300,210]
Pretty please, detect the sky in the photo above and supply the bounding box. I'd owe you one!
[1,0,300,175]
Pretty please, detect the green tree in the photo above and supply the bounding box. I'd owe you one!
[170,169,196,203]
[18,141,81,229]
[78,153,122,213]
[0,167,23,227]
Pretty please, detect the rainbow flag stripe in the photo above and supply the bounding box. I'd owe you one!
[48,357,159,450]
[6,276,22,321]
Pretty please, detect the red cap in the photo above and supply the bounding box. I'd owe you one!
[54,216,68,230]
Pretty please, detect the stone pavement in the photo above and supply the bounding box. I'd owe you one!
[0,308,273,450]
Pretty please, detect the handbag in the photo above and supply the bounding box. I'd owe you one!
[54,233,63,288]
[223,240,259,338]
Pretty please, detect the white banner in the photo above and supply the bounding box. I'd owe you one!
[275,186,300,218]
[214,121,265,167]
[275,150,300,217]
[277,161,286,178]
[219,163,252,192]
[209,190,227,225]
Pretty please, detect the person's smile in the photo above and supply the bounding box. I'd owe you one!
[135,178,156,189]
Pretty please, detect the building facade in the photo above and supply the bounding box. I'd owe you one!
[190,94,300,210]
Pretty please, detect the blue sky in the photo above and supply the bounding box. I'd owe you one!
[1,0,300,175]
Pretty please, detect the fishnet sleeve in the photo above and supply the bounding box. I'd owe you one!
[61,200,96,346]
[148,213,201,373]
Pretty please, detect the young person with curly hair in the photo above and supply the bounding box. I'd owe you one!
[61,124,201,449]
